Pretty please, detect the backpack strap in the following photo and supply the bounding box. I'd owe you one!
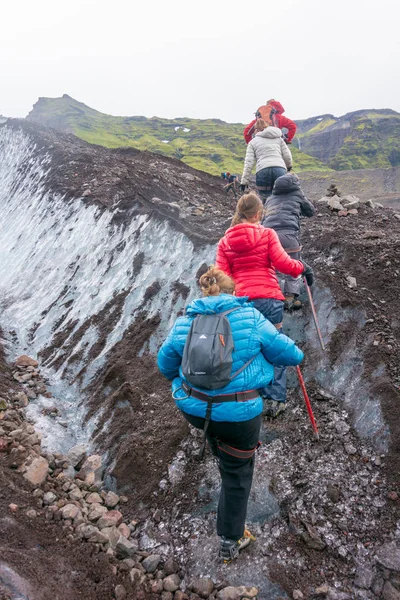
[199,397,213,460]
[230,354,256,380]
[219,306,241,317]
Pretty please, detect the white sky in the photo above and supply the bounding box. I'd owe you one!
[1,0,399,123]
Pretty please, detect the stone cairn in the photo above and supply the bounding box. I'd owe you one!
[316,184,382,216]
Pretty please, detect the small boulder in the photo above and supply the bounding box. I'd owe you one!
[354,563,375,589]
[346,276,357,290]
[217,587,240,600]
[130,568,145,584]
[376,542,400,572]
[97,510,123,529]
[115,536,138,559]
[114,584,127,600]
[341,194,360,206]
[76,454,103,485]
[60,503,81,520]
[15,392,29,408]
[102,526,121,548]
[164,557,179,575]
[24,456,49,485]
[327,195,344,211]
[104,490,120,508]
[88,503,108,521]
[163,574,181,593]
[43,491,57,505]
[142,554,162,573]
[190,577,214,598]
[67,444,87,468]
[314,583,329,596]
[86,492,103,504]
[15,355,39,368]
[361,198,375,208]
[118,523,130,538]
[151,580,164,594]
[69,487,83,501]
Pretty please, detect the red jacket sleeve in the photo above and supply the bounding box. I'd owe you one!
[243,119,256,144]
[267,229,304,276]
[278,115,297,142]
[215,239,233,276]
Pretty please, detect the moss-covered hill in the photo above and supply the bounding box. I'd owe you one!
[295,109,400,170]
[26,95,400,175]
[25,95,328,176]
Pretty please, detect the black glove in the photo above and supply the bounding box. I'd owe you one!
[301,261,314,286]
[240,184,247,193]
[287,166,293,172]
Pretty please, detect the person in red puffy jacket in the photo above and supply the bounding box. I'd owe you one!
[215,192,313,418]
[244,99,297,144]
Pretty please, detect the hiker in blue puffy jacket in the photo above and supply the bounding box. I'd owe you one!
[157,265,303,563]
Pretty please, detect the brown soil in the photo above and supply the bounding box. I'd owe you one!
[84,313,188,511]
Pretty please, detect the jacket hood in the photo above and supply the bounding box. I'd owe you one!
[223,223,266,253]
[273,173,301,195]
[255,126,283,139]
[268,100,285,115]
[186,294,248,316]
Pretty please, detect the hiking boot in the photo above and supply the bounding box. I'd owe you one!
[219,529,256,563]
[284,295,295,310]
[264,400,287,419]
[292,295,302,310]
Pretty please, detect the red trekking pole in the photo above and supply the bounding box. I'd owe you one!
[296,365,319,441]
[304,278,325,351]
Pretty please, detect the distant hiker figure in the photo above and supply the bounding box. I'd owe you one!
[244,99,297,145]
[263,173,315,310]
[157,266,304,562]
[221,172,239,198]
[216,193,314,418]
[240,119,292,203]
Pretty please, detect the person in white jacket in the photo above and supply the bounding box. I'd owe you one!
[240,119,293,203]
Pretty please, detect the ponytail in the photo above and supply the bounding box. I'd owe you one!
[231,193,263,227]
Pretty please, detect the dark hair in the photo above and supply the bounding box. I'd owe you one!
[199,265,235,296]
[231,193,263,226]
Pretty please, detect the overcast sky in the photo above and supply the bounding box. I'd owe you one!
[1,0,399,123]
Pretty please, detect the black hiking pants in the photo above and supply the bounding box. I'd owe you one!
[256,166,287,203]
[181,412,262,540]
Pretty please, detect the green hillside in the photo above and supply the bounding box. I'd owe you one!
[26,95,330,176]
[295,110,400,170]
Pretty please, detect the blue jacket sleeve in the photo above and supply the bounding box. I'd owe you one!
[256,311,304,366]
[157,325,183,380]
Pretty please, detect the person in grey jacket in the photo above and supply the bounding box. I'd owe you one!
[240,119,292,203]
[262,173,315,309]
